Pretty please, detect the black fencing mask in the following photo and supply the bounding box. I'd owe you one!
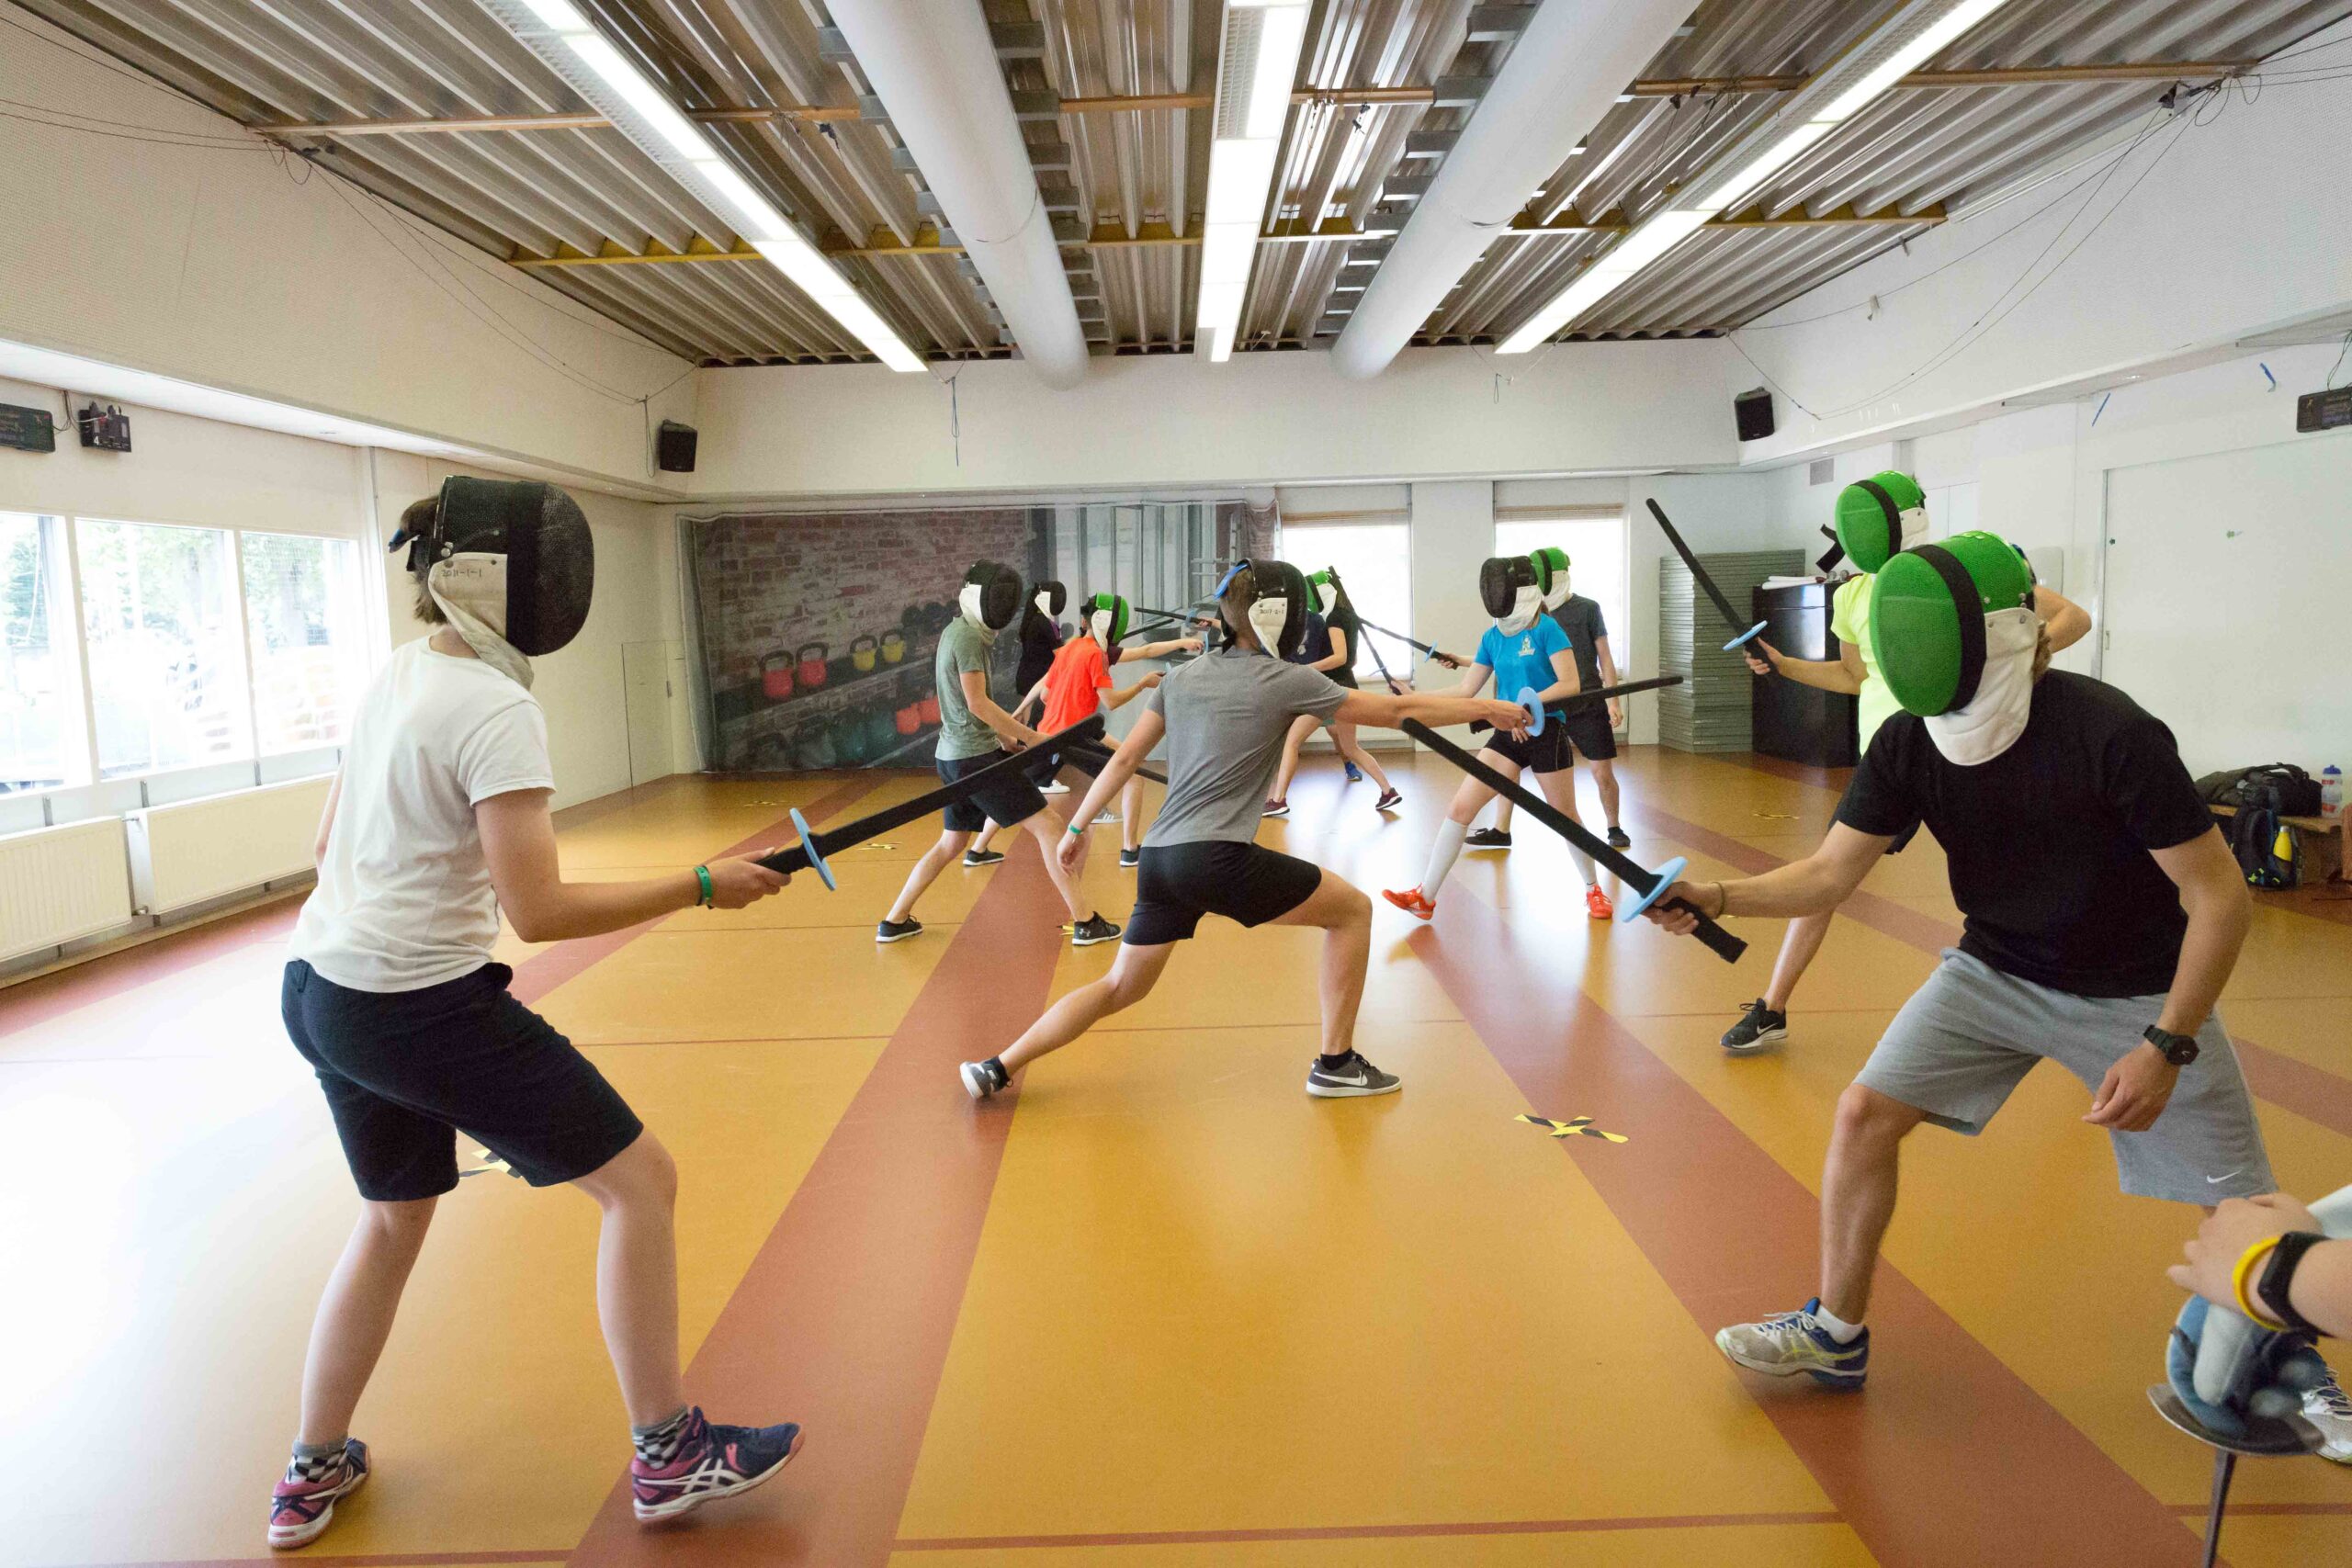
[960,561,1023,633]
[1033,580,1068,621]
[392,477,594,685]
[1479,554,1540,632]
[1220,558,1307,659]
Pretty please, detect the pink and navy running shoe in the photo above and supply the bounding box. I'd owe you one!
[267,1438,369,1550]
[630,1407,805,1522]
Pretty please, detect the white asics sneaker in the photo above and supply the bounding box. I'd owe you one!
[1715,1299,1869,1387]
[2304,1371,2352,1462]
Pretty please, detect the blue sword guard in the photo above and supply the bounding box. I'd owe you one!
[1617,855,1690,924]
[1724,619,1770,652]
[789,807,836,891]
[1514,686,1546,737]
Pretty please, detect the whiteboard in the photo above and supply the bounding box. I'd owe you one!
[2102,433,2352,777]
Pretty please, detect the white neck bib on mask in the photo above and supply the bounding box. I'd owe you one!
[1247,596,1289,654]
[957,582,999,643]
[1496,587,1542,637]
[1923,607,2039,766]
[428,555,533,689]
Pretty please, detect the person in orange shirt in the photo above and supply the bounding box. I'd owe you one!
[1033,592,1170,867]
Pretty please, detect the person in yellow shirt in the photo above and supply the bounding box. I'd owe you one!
[1721,473,2088,1053]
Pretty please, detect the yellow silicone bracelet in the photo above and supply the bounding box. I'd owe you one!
[2232,1236,2287,1327]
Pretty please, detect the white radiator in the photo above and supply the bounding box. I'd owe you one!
[0,818,134,962]
[124,776,332,917]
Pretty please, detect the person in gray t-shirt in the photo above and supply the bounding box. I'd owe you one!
[956,561,1527,1107]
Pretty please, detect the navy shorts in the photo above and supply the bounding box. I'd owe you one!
[283,960,642,1202]
[1125,840,1322,945]
[940,748,1049,833]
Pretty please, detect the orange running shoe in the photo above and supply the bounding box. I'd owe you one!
[1586,884,1615,920]
[1383,886,1437,920]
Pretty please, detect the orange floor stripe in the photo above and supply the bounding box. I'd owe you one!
[561,837,1069,1568]
[1406,883,2207,1568]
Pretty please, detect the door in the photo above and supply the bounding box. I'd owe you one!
[620,639,675,787]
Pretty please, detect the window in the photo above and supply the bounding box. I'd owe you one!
[1,513,79,794]
[75,519,252,778]
[1281,522,1410,681]
[1495,513,1629,698]
[241,532,364,752]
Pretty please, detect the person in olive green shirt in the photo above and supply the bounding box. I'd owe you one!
[1725,487,2088,1054]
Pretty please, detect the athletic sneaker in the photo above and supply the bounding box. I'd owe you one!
[1464,828,1512,851]
[1118,847,1140,869]
[629,1407,805,1521]
[1306,1051,1403,1098]
[1071,913,1122,946]
[1344,761,1363,782]
[1381,886,1436,920]
[1585,885,1615,919]
[1605,826,1632,849]
[961,848,1004,867]
[1715,1300,1870,1388]
[1373,788,1403,812]
[1096,808,1120,824]
[959,1057,1011,1101]
[2305,1372,2352,1463]
[1722,998,1789,1054]
[1262,799,1290,818]
[1041,780,1070,795]
[267,1438,369,1550]
[876,917,923,944]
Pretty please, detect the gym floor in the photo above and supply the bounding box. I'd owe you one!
[3,748,2346,1568]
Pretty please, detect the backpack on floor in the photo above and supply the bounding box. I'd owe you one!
[2196,763,2322,817]
[2229,805,2296,889]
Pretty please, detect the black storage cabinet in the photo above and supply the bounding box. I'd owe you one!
[1751,581,1859,768]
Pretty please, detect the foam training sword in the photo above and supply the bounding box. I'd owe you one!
[1644,498,1770,652]
[1400,718,1748,964]
[758,716,1106,887]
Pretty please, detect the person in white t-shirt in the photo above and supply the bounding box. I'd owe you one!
[268,480,802,1551]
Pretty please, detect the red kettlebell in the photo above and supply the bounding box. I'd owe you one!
[761,651,794,700]
[797,641,830,689]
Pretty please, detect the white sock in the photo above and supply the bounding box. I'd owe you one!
[1571,845,1598,886]
[1812,1303,1864,1344]
[1421,820,1470,897]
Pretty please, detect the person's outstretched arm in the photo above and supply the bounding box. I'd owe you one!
[1334,684,1528,735]
[1641,823,1890,932]
[2170,1194,2352,1338]
[1125,636,1203,660]
[1104,672,1164,711]
[1748,638,1864,694]
[480,789,786,942]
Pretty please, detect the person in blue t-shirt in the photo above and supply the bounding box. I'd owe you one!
[1382,555,1611,922]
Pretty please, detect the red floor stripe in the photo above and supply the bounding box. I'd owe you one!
[560,835,1069,1568]
[0,896,301,1033]
[893,1509,1845,1551]
[1631,800,2352,1141]
[95,1554,568,1567]
[509,773,886,1008]
[1408,886,2205,1568]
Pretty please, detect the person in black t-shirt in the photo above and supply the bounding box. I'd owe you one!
[1642,530,2280,1393]
[1011,581,1067,726]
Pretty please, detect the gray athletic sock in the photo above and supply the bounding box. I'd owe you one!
[1421,819,1470,897]
[632,1406,693,1466]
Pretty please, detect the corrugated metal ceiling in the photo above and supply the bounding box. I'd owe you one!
[9,0,2346,367]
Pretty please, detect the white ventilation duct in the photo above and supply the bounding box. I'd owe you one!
[827,0,1090,389]
[1329,0,1693,380]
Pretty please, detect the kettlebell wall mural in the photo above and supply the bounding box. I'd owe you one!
[688,507,1048,772]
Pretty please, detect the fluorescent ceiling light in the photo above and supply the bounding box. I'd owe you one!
[1498,0,2023,354]
[1244,6,1308,139]
[564,35,712,160]
[489,0,921,372]
[1195,0,1309,363]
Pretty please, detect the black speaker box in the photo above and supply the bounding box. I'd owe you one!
[656,420,698,473]
[1733,388,1774,442]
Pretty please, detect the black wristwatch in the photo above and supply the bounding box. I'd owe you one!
[2143,1024,2199,1066]
[2257,1230,2329,1337]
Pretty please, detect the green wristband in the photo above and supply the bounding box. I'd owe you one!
[1068,823,1084,837]
[694,864,714,907]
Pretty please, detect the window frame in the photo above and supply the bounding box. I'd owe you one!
[1277,513,1415,684]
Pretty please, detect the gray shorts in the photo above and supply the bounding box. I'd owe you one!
[1857,950,2273,1205]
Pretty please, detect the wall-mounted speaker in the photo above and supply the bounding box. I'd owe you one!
[656,420,698,473]
[1733,388,1774,442]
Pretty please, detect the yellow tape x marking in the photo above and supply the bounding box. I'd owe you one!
[1515,1113,1629,1144]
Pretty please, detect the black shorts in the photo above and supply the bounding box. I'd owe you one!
[283,960,642,1202]
[1482,724,1573,774]
[940,749,1048,833]
[1557,704,1618,761]
[1125,840,1322,945]
[1023,740,1108,785]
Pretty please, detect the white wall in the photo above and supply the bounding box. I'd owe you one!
[689,338,1739,498]
[0,9,695,493]
[1726,33,2352,462]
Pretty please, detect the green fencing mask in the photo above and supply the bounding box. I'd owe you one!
[1871,530,2040,765]
[1083,592,1130,645]
[1530,547,1571,611]
[1834,471,1928,575]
